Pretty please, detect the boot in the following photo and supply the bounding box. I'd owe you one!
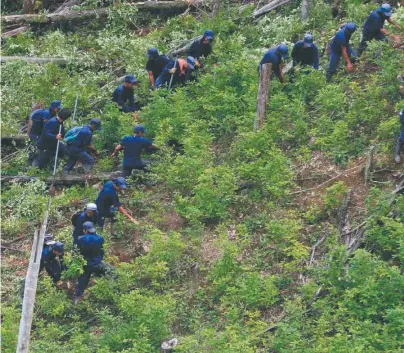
[110,221,117,237]
[73,295,83,305]
[394,140,402,163]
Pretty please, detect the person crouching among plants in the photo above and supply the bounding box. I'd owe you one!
[74,222,107,304]
[95,177,138,235]
[394,108,404,163]
[154,56,196,89]
[63,118,102,175]
[111,124,163,177]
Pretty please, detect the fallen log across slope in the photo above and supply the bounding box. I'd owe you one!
[252,0,291,19]
[1,2,189,26]
[1,56,69,65]
[1,172,122,186]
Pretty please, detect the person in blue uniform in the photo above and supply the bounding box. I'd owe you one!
[292,34,319,70]
[74,222,107,304]
[357,4,401,56]
[63,118,101,175]
[154,57,196,89]
[111,124,162,177]
[394,108,404,163]
[326,22,358,82]
[187,29,214,68]
[145,48,170,89]
[27,100,62,165]
[258,43,289,84]
[112,75,138,113]
[95,177,138,232]
[34,108,71,169]
[40,240,66,283]
[71,203,100,245]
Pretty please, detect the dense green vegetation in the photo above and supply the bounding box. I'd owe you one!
[1,0,403,352]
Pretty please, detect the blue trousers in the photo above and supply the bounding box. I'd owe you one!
[155,72,170,88]
[98,208,117,229]
[75,262,106,296]
[64,148,94,172]
[40,259,63,283]
[399,126,404,143]
[357,32,386,56]
[34,143,67,169]
[28,136,39,165]
[326,47,357,82]
[122,160,150,177]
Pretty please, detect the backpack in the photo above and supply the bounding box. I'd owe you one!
[44,234,55,247]
[64,126,83,143]
[71,210,82,226]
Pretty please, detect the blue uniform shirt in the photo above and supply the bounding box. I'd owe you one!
[160,60,190,86]
[37,117,65,150]
[112,84,137,113]
[41,246,56,263]
[67,125,93,152]
[77,233,104,265]
[95,181,122,216]
[259,47,282,77]
[30,108,52,139]
[331,28,353,55]
[291,41,319,69]
[72,210,100,244]
[120,135,153,167]
[363,10,386,37]
[187,39,212,59]
[331,27,352,55]
[146,55,170,80]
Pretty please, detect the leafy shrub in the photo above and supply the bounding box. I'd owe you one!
[323,181,348,215]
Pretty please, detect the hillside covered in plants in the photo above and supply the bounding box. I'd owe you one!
[1,0,403,352]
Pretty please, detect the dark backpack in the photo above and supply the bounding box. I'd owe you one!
[64,126,84,143]
[71,211,82,226]
[43,234,55,248]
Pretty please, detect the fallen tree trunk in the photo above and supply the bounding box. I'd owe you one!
[1,135,29,146]
[2,26,28,38]
[1,172,121,186]
[167,36,201,57]
[255,63,272,131]
[1,56,69,65]
[1,2,189,26]
[1,0,79,39]
[253,0,291,18]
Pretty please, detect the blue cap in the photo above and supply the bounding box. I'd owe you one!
[147,48,159,58]
[89,118,102,131]
[204,30,214,41]
[134,124,146,133]
[187,56,196,70]
[124,74,138,84]
[83,221,96,233]
[277,43,289,59]
[113,177,127,189]
[52,241,64,254]
[379,3,392,17]
[345,22,357,33]
[50,100,62,110]
[304,33,314,47]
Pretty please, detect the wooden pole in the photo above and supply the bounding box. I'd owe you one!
[301,0,310,21]
[212,0,220,17]
[255,63,272,131]
[15,228,43,353]
[23,0,35,14]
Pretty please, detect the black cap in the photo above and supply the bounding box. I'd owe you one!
[58,108,72,120]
